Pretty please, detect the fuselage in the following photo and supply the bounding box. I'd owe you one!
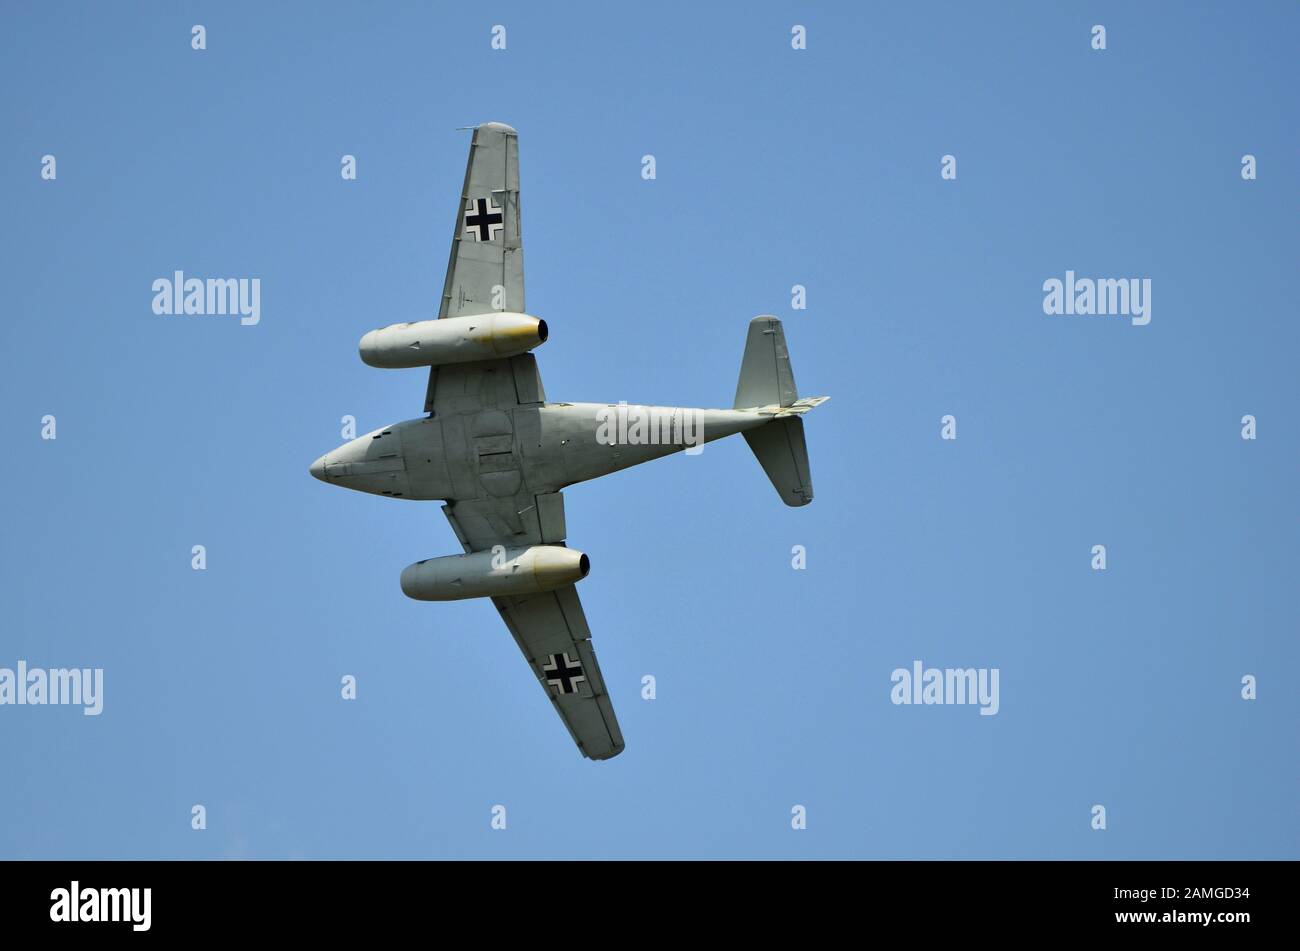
[309,402,770,502]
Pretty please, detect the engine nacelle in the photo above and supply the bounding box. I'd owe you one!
[359,313,547,369]
[400,545,589,602]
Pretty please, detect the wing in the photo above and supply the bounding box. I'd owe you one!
[493,583,624,761]
[428,123,621,760]
[424,121,530,415]
[438,121,523,319]
[443,501,626,761]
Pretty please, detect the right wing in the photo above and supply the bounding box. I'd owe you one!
[492,583,625,761]
[443,502,626,761]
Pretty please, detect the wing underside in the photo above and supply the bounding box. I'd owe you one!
[438,121,523,320]
[443,501,625,761]
[492,585,625,761]
[425,123,622,761]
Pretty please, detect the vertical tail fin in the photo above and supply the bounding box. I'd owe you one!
[734,315,798,409]
[733,316,824,506]
[744,417,814,506]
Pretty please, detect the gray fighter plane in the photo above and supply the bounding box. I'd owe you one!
[310,122,827,759]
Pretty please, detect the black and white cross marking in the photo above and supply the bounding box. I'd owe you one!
[542,652,586,695]
[463,196,504,242]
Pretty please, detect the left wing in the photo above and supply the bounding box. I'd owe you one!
[438,121,523,319]
[443,501,625,761]
[424,122,529,416]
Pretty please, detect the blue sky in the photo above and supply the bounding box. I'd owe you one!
[1,1,1296,859]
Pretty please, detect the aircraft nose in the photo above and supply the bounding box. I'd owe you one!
[309,454,328,481]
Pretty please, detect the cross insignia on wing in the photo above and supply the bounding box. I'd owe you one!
[542,652,586,695]
[463,196,505,242]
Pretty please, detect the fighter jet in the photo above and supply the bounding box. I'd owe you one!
[310,122,827,759]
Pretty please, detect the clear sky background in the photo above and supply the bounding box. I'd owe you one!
[2,2,1296,859]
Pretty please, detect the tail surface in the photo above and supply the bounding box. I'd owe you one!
[734,315,798,409]
[733,316,827,507]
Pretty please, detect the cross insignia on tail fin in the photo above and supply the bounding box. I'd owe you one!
[464,196,504,242]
